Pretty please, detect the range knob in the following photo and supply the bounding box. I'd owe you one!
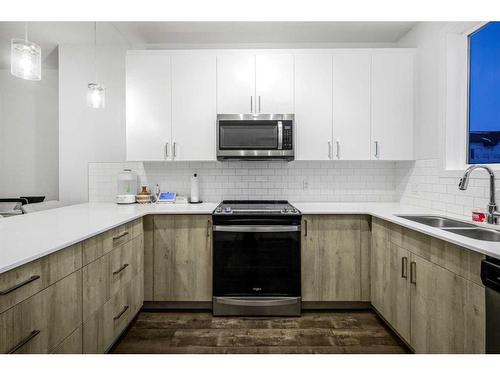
[215,207,222,213]
[224,207,232,214]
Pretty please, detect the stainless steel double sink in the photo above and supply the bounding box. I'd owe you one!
[396,215,500,242]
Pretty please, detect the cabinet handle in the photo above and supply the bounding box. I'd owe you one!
[207,220,211,238]
[250,96,253,113]
[0,275,40,296]
[113,305,129,321]
[374,141,379,159]
[173,142,177,159]
[336,141,340,159]
[328,141,332,160]
[410,261,417,285]
[258,96,261,113]
[165,142,169,159]
[7,330,41,354]
[304,220,308,237]
[112,231,129,241]
[401,257,408,279]
[112,263,129,276]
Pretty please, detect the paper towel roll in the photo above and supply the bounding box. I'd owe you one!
[190,173,199,203]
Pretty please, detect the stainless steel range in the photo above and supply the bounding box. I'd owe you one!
[212,200,301,316]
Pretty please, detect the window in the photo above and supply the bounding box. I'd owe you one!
[468,22,500,164]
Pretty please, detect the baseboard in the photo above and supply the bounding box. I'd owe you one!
[142,301,213,310]
[302,301,371,310]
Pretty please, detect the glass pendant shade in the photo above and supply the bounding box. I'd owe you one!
[87,83,105,109]
[11,38,41,81]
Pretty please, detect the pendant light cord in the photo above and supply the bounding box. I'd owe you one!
[94,21,97,82]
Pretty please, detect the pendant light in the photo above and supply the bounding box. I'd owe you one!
[87,22,105,109]
[11,23,41,81]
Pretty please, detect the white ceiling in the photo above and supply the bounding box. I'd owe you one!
[0,22,417,69]
[115,21,418,45]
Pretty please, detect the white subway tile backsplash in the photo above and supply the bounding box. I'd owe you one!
[89,160,399,203]
[397,159,500,218]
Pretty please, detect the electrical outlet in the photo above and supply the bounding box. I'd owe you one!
[303,179,309,190]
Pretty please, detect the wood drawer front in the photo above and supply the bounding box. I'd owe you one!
[0,270,83,354]
[83,235,143,322]
[83,273,143,354]
[0,243,82,314]
[51,327,82,354]
[83,218,143,265]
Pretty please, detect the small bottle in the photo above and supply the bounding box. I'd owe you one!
[472,209,486,223]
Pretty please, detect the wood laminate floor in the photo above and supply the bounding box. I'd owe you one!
[110,310,410,354]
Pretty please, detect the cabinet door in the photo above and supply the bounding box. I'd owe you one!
[387,243,411,342]
[371,52,414,160]
[294,54,332,160]
[410,253,485,353]
[172,55,217,160]
[255,54,294,114]
[126,53,172,161]
[153,215,212,301]
[371,226,410,342]
[332,53,371,160]
[216,54,255,114]
[301,215,361,301]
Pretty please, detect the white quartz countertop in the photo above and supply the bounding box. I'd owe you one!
[293,202,500,260]
[1,201,500,275]
[0,202,218,274]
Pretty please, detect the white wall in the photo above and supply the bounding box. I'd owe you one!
[395,22,500,218]
[0,69,59,200]
[58,43,127,205]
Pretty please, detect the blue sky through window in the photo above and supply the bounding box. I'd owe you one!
[468,22,500,164]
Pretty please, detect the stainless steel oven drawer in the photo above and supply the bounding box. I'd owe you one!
[213,296,301,316]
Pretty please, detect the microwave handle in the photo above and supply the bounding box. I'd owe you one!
[277,121,283,150]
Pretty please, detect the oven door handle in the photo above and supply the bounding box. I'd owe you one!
[213,225,300,233]
[214,297,300,307]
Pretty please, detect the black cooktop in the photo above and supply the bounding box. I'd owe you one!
[213,200,300,215]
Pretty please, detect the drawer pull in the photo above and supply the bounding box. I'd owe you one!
[112,231,129,241]
[410,261,417,285]
[112,263,129,276]
[0,275,40,296]
[113,305,129,321]
[304,220,308,237]
[401,257,408,279]
[7,330,40,354]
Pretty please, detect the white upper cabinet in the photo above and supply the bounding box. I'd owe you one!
[294,54,333,160]
[332,53,372,160]
[172,55,217,161]
[126,53,172,161]
[255,54,294,114]
[216,54,255,114]
[371,52,414,160]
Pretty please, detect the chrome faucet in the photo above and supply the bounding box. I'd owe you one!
[459,165,500,224]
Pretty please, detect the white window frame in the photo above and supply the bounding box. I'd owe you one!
[441,21,494,176]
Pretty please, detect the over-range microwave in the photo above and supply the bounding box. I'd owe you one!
[216,114,294,161]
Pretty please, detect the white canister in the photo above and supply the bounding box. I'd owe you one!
[190,173,200,203]
[116,169,138,204]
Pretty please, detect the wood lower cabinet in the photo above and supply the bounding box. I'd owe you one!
[83,273,143,353]
[371,217,485,353]
[0,243,82,314]
[51,327,83,354]
[0,270,82,354]
[301,215,370,302]
[410,253,485,353]
[153,215,212,302]
[82,221,144,353]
